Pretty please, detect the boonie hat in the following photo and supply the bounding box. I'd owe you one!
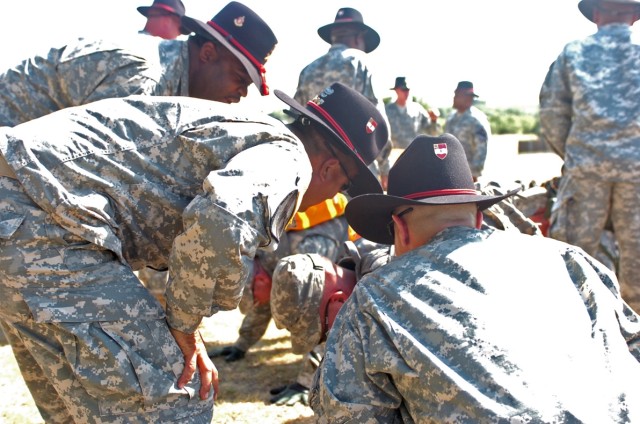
[317,7,381,53]
[138,0,185,17]
[275,82,388,197]
[455,81,479,98]
[181,1,278,95]
[578,0,640,22]
[346,134,520,245]
[391,77,410,90]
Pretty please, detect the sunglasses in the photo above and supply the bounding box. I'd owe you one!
[386,207,414,237]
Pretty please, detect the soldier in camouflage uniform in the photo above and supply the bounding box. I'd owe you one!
[0,83,387,423]
[211,194,350,406]
[385,77,440,149]
[444,81,491,181]
[310,134,640,423]
[293,7,392,189]
[539,0,640,313]
[0,1,277,127]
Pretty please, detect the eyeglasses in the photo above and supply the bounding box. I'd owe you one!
[326,142,353,193]
[386,207,414,237]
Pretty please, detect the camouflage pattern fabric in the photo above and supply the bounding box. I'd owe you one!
[539,23,640,312]
[293,43,392,182]
[311,226,640,423]
[270,253,327,355]
[444,106,491,178]
[550,175,640,312]
[233,216,349,350]
[0,34,189,127]
[385,101,440,149]
[0,95,310,421]
[0,177,213,423]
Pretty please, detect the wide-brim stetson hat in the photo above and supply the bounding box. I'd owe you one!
[275,82,388,197]
[346,134,520,245]
[138,0,186,17]
[181,1,277,95]
[317,7,381,53]
[578,0,640,22]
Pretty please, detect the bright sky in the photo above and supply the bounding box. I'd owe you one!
[0,1,617,113]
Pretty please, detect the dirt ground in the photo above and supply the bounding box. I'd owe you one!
[0,135,563,423]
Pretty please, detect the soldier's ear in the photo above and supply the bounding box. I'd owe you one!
[199,41,218,63]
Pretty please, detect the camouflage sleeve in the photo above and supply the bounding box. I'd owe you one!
[166,141,305,333]
[470,121,489,177]
[539,55,572,157]
[310,288,403,422]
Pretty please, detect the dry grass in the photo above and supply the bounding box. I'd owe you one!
[0,309,316,424]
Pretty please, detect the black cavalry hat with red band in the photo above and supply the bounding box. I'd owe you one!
[138,0,186,17]
[578,0,640,22]
[181,2,277,96]
[318,7,381,53]
[346,134,520,245]
[274,82,388,198]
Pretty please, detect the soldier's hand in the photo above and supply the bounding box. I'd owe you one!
[170,328,219,400]
[208,345,246,362]
[269,383,309,406]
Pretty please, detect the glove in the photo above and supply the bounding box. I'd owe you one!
[208,345,246,362]
[269,382,309,406]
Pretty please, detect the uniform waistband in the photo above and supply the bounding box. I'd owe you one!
[0,151,17,180]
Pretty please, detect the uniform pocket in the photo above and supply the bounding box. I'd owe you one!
[56,318,203,417]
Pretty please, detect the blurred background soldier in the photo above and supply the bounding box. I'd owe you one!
[444,80,491,181]
[539,0,640,313]
[293,6,392,189]
[137,0,188,39]
[385,76,440,150]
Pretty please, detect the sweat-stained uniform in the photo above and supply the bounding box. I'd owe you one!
[0,95,309,423]
[311,226,640,423]
[539,23,640,312]
[294,43,391,182]
[444,106,491,178]
[385,101,440,150]
[0,33,188,127]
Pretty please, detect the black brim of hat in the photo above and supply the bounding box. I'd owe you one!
[346,188,521,245]
[317,23,380,53]
[274,89,382,198]
[181,16,264,95]
[578,0,596,22]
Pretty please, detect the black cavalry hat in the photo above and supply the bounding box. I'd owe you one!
[391,77,409,90]
[138,0,186,17]
[346,134,520,245]
[181,2,278,96]
[275,82,388,197]
[317,7,381,53]
[578,0,640,22]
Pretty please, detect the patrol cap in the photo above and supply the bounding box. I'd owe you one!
[181,2,278,95]
[271,254,325,354]
[138,0,185,17]
[455,81,479,98]
[275,82,388,198]
[578,0,640,22]
[318,7,381,53]
[346,134,520,245]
